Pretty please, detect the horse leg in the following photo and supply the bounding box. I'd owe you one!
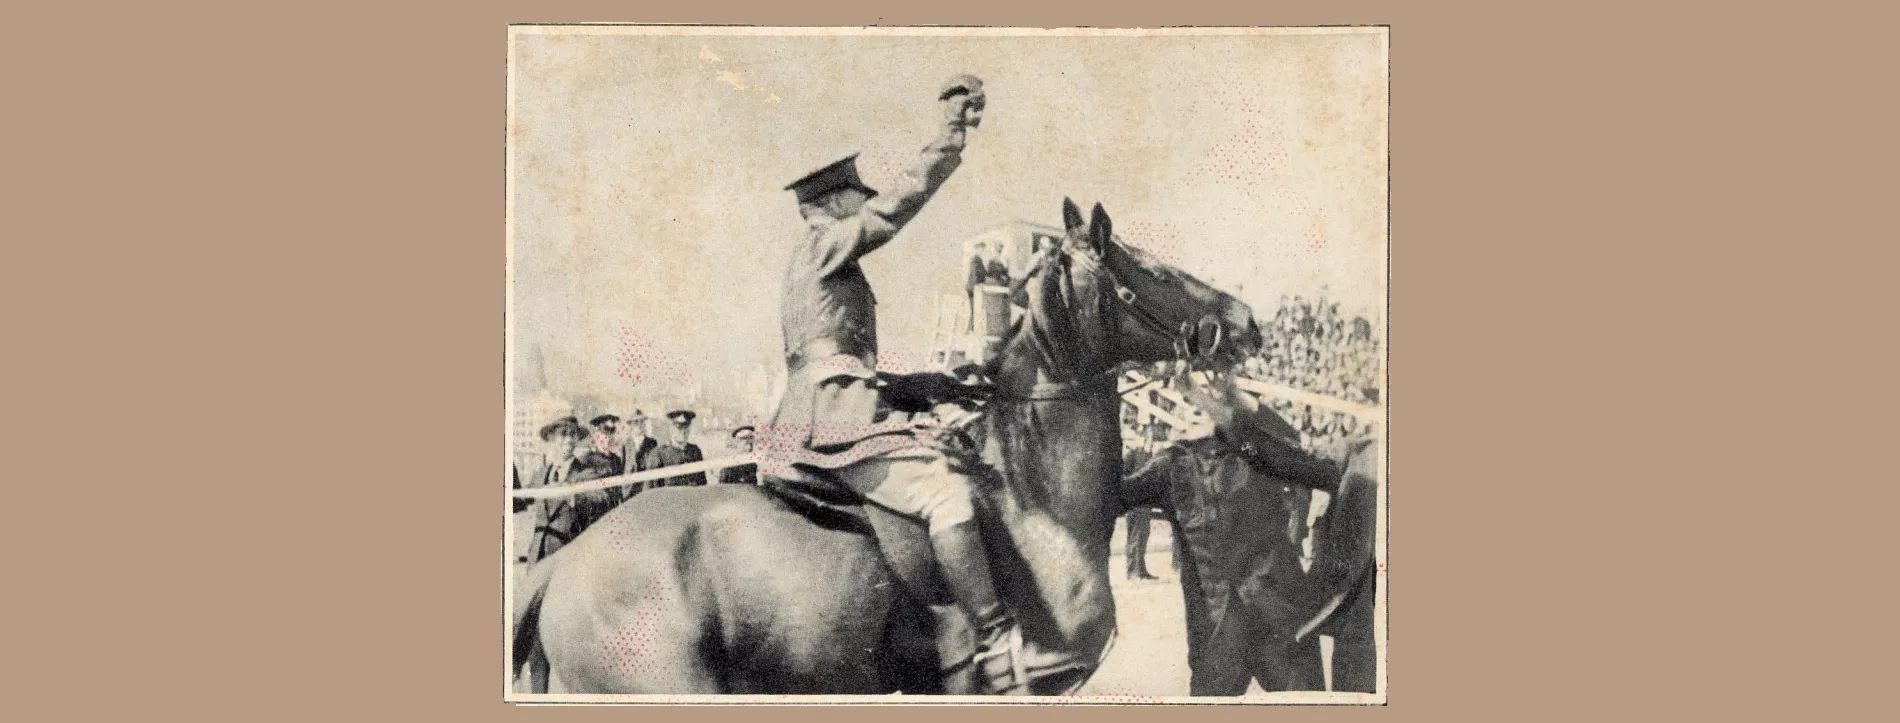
[526,651,549,694]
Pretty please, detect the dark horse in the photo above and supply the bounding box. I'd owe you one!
[511,199,1261,695]
[1120,423,1381,695]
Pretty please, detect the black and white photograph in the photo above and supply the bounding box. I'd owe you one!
[505,25,1388,703]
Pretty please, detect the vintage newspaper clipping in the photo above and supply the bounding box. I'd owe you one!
[506,25,1387,704]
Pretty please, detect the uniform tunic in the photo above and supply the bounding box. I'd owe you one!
[764,116,970,461]
[645,442,707,487]
[1119,404,1359,694]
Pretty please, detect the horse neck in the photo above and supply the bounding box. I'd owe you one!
[980,380,1121,668]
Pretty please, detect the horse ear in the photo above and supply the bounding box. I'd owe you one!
[1062,197,1085,237]
[1089,203,1113,250]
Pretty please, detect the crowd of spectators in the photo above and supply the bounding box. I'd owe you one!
[1240,294,1381,454]
[512,407,759,565]
[1122,294,1382,457]
[1244,294,1381,407]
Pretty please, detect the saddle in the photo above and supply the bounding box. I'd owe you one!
[757,371,994,608]
[758,443,970,609]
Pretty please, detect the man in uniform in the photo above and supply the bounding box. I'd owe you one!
[758,75,1029,693]
[1117,370,1359,694]
[586,414,631,504]
[646,409,708,487]
[1122,422,1167,581]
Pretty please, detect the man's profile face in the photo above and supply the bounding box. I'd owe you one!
[734,431,755,452]
[827,188,870,218]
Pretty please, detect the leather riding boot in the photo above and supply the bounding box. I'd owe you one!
[931,519,1027,695]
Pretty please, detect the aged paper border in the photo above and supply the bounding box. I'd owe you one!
[503,23,1389,706]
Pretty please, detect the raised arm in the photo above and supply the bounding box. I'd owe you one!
[1228,407,1342,494]
[807,76,985,274]
[1175,367,1343,493]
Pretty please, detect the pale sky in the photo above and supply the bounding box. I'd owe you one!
[508,28,1387,415]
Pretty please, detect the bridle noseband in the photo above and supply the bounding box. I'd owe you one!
[1000,240,1227,401]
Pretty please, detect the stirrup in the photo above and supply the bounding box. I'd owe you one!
[972,624,1029,695]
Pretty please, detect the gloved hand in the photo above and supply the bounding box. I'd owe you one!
[940,74,986,127]
[878,371,995,413]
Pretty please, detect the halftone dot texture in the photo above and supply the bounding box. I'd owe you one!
[876,349,920,374]
[751,420,934,479]
[1117,220,1200,267]
[599,578,676,681]
[589,429,616,452]
[1182,84,1330,257]
[614,325,699,387]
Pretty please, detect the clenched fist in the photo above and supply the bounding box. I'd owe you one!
[940,74,986,127]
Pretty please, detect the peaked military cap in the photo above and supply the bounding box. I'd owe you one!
[588,414,620,427]
[666,410,697,424]
[785,153,880,204]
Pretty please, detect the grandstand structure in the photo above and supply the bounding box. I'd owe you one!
[923,220,1067,372]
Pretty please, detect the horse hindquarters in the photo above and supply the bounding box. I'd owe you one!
[536,489,736,694]
[534,485,923,695]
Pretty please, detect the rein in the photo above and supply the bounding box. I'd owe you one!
[1001,367,1121,402]
[991,240,1202,403]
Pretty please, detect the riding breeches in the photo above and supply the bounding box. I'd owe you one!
[852,453,979,537]
[847,452,1007,633]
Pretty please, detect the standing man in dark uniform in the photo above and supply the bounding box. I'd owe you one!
[1122,422,1166,581]
[586,414,632,506]
[1133,367,1363,694]
[646,409,708,487]
[758,75,1029,694]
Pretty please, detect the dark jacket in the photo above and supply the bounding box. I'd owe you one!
[1219,403,1342,494]
[618,436,658,473]
[646,442,707,487]
[718,462,759,485]
[521,452,622,562]
[770,113,970,451]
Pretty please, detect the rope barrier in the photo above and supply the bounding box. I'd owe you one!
[514,384,1373,500]
[1232,378,1382,420]
[512,454,752,499]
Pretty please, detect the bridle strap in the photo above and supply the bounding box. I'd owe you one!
[1112,280,1207,362]
[1004,367,1120,402]
[994,239,1210,401]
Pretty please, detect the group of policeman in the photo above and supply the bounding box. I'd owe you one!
[514,408,761,565]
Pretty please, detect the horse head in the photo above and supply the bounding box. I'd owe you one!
[992,198,1260,395]
[975,197,1261,694]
